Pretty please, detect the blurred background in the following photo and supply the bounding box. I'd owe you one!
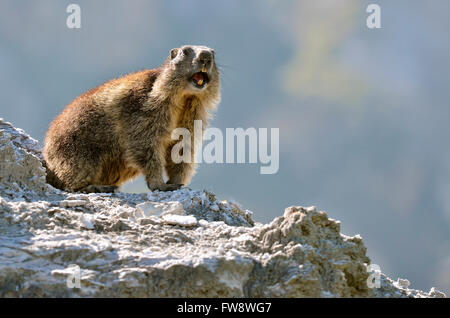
[0,0,449,294]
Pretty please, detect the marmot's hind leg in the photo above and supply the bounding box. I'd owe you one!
[78,185,118,194]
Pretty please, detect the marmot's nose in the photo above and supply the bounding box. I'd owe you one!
[198,50,213,66]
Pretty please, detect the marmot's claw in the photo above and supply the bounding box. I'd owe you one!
[164,183,183,191]
[148,183,183,192]
[79,185,118,193]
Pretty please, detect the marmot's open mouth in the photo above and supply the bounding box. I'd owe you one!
[191,70,209,88]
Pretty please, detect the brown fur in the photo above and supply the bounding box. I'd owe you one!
[43,45,220,192]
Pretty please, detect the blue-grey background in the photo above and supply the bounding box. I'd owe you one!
[1,0,449,294]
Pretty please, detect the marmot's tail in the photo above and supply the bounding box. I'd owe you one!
[42,159,65,191]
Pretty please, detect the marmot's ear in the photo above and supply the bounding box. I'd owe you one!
[170,48,179,60]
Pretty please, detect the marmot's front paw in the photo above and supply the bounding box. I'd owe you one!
[147,182,183,192]
[79,185,118,193]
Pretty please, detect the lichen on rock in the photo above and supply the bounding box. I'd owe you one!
[0,119,445,298]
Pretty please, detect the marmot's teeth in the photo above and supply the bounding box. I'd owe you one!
[197,79,204,85]
[202,67,207,73]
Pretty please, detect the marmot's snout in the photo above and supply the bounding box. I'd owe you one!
[188,48,213,89]
[196,49,213,70]
[191,49,214,89]
[170,45,217,90]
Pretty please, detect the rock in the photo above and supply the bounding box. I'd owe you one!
[162,214,198,227]
[0,119,50,198]
[80,214,95,230]
[135,201,184,218]
[396,278,411,289]
[0,119,446,298]
[60,200,87,208]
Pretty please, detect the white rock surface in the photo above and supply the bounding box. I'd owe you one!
[162,214,198,227]
[0,119,446,298]
[135,201,184,218]
[60,200,87,208]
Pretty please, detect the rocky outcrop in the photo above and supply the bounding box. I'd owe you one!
[0,118,445,297]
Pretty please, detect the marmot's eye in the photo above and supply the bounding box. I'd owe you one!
[183,48,192,56]
[170,48,179,59]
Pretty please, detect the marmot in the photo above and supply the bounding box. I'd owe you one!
[43,45,220,193]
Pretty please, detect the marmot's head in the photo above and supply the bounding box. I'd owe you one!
[164,45,220,95]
